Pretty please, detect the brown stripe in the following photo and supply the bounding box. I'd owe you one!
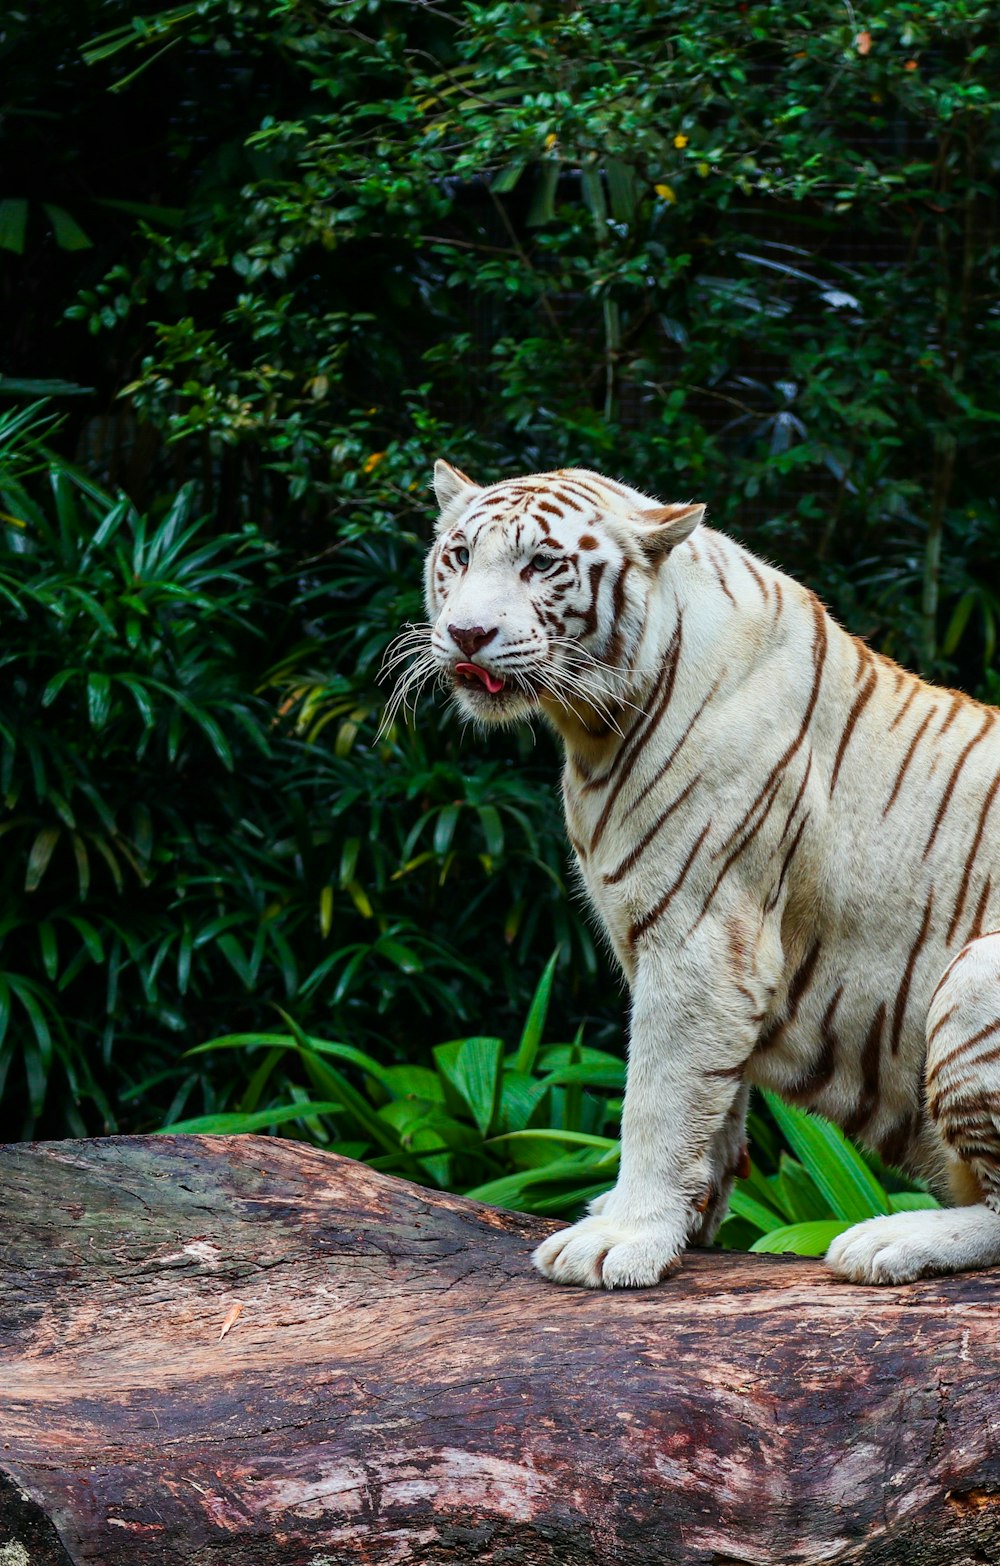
[776,753,813,848]
[577,560,607,638]
[786,985,843,1102]
[554,489,586,512]
[718,594,827,855]
[937,691,965,737]
[889,895,934,1056]
[880,1113,918,1168]
[764,813,809,915]
[624,676,723,820]
[628,823,712,946]
[923,710,996,860]
[603,775,701,885]
[882,708,933,817]
[830,661,877,795]
[753,940,822,1055]
[967,876,993,944]
[947,770,1000,943]
[931,1043,1000,1102]
[585,615,683,794]
[927,1015,1000,1085]
[842,1003,885,1136]
[694,770,787,927]
[927,1002,957,1045]
[604,560,632,667]
[888,681,919,733]
[706,540,737,608]
[773,580,783,623]
[739,551,770,604]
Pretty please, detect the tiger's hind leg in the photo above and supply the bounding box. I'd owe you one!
[828,933,1000,1285]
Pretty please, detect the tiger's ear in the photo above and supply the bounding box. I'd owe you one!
[433,459,479,518]
[631,502,705,564]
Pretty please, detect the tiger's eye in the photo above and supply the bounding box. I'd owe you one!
[455,546,470,566]
[531,553,555,571]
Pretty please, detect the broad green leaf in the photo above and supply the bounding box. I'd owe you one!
[775,1154,832,1223]
[750,1220,850,1256]
[43,204,93,251]
[763,1093,890,1222]
[452,1035,503,1136]
[889,1191,941,1212]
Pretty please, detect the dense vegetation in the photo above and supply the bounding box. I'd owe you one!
[1,2,997,1235]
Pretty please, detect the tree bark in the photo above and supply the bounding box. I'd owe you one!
[1,1134,998,1566]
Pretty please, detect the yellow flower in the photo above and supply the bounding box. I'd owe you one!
[363,451,386,474]
[545,132,558,149]
[673,133,689,149]
[696,161,711,178]
[655,182,677,203]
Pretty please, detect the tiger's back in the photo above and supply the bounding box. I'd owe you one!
[412,459,1000,1287]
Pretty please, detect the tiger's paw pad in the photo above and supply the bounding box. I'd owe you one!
[825,1209,994,1285]
[533,1215,681,1290]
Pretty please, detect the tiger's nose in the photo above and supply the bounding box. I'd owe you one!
[448,624,498,658]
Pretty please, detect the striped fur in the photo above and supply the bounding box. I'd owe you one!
[417,460,1000,1288]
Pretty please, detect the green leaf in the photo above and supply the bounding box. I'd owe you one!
[488,1129,619,1153]
[526,161,560,227]
[377,937,423,973]
[889,1191,941,1212]
[491,161,525,194]
[159,1101,343,1135]
[775,1154,832,1223]
[25,827,60,892]
[750,1220,850,1256]
[452,1036,503,1136]
[763,1094,890,1222]
[477,804,504,859]
[87,673,112,729]
[433,803,460,857]
[0,200,27,255]
[43,203,93,252]
[513,950,559,1074]
[726,1187,786,1234]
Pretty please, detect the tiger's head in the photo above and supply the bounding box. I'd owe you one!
[415,461,704,734]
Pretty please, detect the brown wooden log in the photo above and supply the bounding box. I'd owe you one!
[1,1134,998,1565]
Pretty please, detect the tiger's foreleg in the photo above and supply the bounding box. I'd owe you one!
[828,932,1000,1284]
[533,947,756,1288]
[687,1081,751,1247]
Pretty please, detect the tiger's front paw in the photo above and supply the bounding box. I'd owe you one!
[532,1214,683,1290]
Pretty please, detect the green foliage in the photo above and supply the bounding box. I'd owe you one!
[717,1095,939,1256]
[161,955,624,1217]
[0,411,595,1137]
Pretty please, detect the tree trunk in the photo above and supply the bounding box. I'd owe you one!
[1,1134,998,1565]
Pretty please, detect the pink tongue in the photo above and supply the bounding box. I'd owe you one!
[455,661,505,694]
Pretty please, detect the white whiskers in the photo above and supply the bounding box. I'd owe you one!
[376,623,440,741]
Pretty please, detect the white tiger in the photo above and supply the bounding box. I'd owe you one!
[404,458,1000,1289]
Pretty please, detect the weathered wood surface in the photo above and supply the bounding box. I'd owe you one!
[1,1136,998,1566]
